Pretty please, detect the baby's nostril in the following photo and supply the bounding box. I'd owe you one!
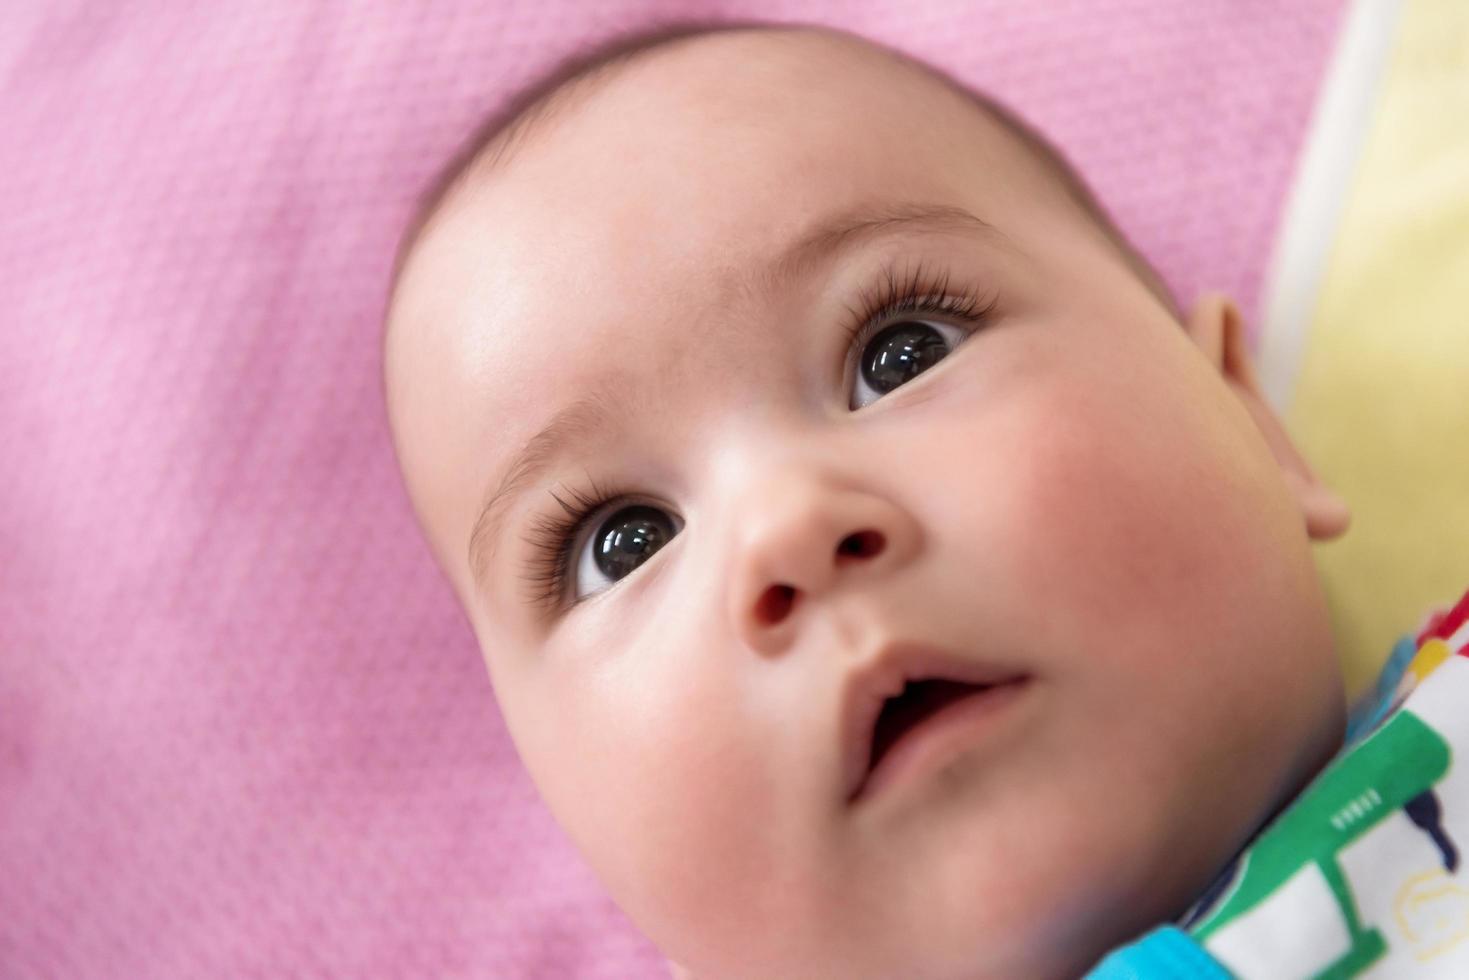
[756,584,796,624]
[837,529,885,560]
[755,532,883,627]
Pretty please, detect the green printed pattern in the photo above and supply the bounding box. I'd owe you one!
[1191,710,1452,977]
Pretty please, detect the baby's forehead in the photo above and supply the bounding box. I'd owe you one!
[400,41,1045,345]
[482,28,998,182]
[403,29,1148,338]
[443,49,1050,281]
[423,29,1047,256]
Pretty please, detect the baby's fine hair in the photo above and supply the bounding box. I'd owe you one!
[390,20,1178,320]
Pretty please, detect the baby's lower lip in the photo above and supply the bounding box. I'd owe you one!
[851,678,1029,805]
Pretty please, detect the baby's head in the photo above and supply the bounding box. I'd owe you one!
[384,24,1353,979]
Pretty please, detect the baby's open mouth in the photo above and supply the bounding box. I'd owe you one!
[854,676,1029,803]
[869,678,989,768]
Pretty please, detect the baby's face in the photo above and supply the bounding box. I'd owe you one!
[387,30,1346,980]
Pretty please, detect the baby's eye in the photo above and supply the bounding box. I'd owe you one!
[850,319,967,409]
[571,503,681,601]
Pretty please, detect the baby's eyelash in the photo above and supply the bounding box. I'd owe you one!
[519,474,628,610]
[521,262,997,612]
[839,260,998,356]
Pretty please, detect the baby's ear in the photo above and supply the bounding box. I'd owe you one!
[1185,292,1351,541]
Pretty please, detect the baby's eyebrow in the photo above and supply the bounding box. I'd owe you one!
[468,385,629,588]
[466,201,1009,590]
[770,202,1007,282]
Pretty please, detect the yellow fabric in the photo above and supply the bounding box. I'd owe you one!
[1290,0,1469,699]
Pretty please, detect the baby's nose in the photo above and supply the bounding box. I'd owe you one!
[753,528,887,624]
[725,473,920,656]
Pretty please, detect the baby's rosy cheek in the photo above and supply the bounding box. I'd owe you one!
[1000,380,1232,652]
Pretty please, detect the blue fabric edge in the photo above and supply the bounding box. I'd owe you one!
[1342,633,1418,747]
[1083,925,1233,979]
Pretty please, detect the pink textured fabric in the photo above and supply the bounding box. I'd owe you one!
[1,2,1343,977]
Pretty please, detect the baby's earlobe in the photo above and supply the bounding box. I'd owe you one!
[1286,469,1353,541]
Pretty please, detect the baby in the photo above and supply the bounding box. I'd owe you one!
[382,22,1364,979]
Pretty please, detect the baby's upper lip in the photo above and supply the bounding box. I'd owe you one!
[840,642,1029,803]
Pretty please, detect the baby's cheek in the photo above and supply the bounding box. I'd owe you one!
[941,372,1306,926]
[525,642,814,973]
[1003,365,1285,670]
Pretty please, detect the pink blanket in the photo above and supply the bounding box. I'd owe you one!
[0,2,1343,976]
